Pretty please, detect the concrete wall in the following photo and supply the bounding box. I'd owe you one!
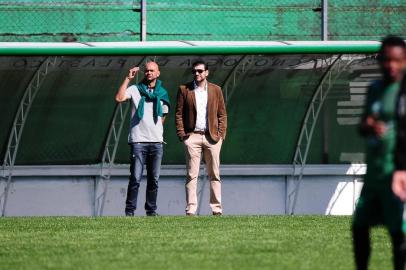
[0,164,365,216]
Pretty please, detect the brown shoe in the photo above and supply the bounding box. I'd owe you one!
[212,212,222,216]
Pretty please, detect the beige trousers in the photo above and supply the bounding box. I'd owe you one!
[183,133,223,214]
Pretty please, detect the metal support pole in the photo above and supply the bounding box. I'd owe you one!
[95,102,130,217]
[287,55,358,215]
[95,57,147,216]
[140,0,147,42]
[0,44,380,56]
[195,164,207,216]
[0,56,57,216]
[221,55,255,105]
[322,0,328,41]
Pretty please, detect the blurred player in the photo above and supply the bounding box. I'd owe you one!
[353,36,406,270]
[393,55,406,203]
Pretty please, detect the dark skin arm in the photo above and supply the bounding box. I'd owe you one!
[359,115,387,138]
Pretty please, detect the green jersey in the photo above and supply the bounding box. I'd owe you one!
[364,80,400,186]
[353,80,403,232]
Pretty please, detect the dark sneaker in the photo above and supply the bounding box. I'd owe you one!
[212,212,222,216]
[146,212,158,217]
[186,213,196,216]
[125,211,134,216]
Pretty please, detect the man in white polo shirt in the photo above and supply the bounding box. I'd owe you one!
[115,61,170,216]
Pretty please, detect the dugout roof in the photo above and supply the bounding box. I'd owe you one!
[0,41,380,165]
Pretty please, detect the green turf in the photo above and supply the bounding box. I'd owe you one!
[0,216,394,270]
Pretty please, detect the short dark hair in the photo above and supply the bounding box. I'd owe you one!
[192,60,208,70]
[379,35,406,55]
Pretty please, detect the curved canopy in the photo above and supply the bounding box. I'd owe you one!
[0,42,379,165]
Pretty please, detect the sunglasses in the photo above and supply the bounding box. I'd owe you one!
[192,69,205,74]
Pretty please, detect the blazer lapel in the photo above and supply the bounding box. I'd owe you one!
[187,81,196,109]
[192,90,197,109]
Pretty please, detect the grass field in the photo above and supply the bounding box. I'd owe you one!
[0,216,394,270]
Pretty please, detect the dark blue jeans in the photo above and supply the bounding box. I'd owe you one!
[125,143,163,214]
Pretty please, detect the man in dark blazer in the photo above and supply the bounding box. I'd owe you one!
[175,60,227,216]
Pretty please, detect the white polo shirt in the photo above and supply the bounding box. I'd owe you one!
[125,85,169,143]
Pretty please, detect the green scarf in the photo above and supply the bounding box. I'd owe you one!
[136,80,170,122]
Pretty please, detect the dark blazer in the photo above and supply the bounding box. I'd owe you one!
[175,81,227,142]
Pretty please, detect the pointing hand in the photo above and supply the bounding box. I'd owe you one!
[127,67,140,80]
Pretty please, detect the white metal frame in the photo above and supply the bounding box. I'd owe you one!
[222,55,255,105]
[94,57,146,216]
[287,54,358,214]
[94,102,130,216]
[0,56,57,216]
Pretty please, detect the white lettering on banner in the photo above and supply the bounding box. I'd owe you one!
[336,73,381,163]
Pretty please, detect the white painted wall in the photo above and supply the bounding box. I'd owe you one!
[0,164,366,216]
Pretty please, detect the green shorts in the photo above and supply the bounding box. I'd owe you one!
[353,183,403,233]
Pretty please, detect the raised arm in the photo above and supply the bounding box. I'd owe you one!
[115,67,139,103]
